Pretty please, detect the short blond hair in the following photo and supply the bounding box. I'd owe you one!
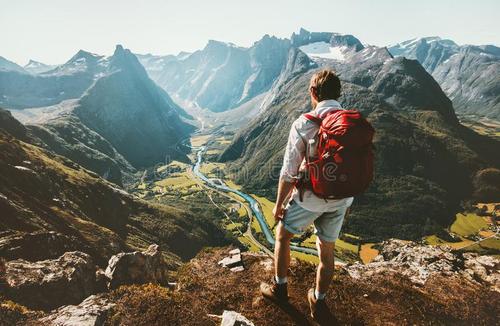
[310,69,341,101]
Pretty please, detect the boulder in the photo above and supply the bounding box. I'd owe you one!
[38,294,114,326]
[104,244,169,289]
[4,251,97,310]
[220,310,255,326]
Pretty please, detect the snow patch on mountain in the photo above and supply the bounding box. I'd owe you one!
[299,41,347,61]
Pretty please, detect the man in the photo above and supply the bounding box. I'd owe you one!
[260,69,353,323]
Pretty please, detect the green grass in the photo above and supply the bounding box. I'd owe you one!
[450,213,489,237]
[155,173,198,190]
[237,206,247,218]
[238,236,260,252]
[214,136,231,145]
[190,135,211,147]
[199,162,225,177]
[251,194,275,228]
[226,222,243,231]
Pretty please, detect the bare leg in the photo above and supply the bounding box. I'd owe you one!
[315,237,335,294]
[275,222,294,278]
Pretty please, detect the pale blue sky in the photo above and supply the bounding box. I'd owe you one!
[1,0,499,65]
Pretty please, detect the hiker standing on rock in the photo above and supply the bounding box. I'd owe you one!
[261,69,374,324]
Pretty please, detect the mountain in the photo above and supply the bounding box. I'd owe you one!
[6,45,194,185]
[0,50,105,109]
[0,56,26,73]
[221,30,500,241]
[138,35,291,112]
[389,37,500,120]
[0,109,228,268]
[23,60,56,74]
[73,45,194,168]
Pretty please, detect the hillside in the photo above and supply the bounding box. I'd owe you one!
[0,111,229,268]
[221,32,500,241]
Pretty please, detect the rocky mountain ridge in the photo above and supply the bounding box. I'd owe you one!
[1,45,195,185]
[389,37,500,120]
[138,35,292,113]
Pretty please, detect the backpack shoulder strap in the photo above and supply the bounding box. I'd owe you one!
[303,113,322,125]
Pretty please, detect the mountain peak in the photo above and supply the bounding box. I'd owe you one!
[110,44,138,68]
[330,33,364,52]
[67,50,103,65]
[114,44,125,54]
[0,56,27,73]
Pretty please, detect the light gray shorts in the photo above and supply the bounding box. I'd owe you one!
[282,199,348,242]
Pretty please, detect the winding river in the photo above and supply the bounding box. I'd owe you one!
[193,146,321,257]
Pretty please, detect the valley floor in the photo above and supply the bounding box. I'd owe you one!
[130,125,500,266]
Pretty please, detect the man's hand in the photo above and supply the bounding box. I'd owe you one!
[272,204,285,222]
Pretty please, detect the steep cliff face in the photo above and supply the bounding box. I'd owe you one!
[138,35,291,112]
[0,50,105,109]
[74,45,194,168]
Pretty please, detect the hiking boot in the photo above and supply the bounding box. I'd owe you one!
[308,288,332,324]
[260,279,288,303]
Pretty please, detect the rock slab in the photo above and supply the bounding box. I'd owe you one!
[105,244,169,289]
[38,294,114,326]
[4,251,97,310]
[221,310,255,326]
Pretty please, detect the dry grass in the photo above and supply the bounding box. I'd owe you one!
[104,247,500,325]
[190,135,211,147]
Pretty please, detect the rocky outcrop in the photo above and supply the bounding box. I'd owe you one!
[0,231,88,262]
[105,244,169,289]
[38,294,114,326]
[3,251,97,310]
[346,239,500,291]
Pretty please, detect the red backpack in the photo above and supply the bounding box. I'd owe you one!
[297,109,375,199]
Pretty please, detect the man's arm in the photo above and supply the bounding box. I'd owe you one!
[273,177,295,221]
[273,121,306,221]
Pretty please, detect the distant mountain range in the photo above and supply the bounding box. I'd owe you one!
[389,37,500,120]
[135,30,500,121]
[1,46,194,185]
[137,35,291,112]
